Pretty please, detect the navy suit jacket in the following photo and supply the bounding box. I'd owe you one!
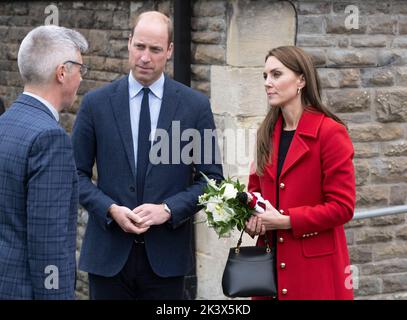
[0,94,78,299]
[72,75,223,277]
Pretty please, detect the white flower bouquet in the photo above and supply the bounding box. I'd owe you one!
[198,172,266,238]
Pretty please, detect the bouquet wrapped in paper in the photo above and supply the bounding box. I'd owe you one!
[198,172,266,237]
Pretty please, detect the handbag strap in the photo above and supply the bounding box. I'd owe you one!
[235,229,271,254]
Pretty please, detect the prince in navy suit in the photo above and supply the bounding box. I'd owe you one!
[72,11,223,299]
[0,26,88,299]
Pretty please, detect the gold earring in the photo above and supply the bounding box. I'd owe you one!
[297,88,301,95]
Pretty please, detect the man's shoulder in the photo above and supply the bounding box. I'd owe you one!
[83,76,127,101]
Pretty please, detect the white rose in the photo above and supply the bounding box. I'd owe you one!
[223,183,238,200]
[206,196,221,213]
[212,206,232,223]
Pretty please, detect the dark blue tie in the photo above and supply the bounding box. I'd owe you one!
[136,87,151,205]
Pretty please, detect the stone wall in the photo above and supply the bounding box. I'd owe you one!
[0,0,406,300]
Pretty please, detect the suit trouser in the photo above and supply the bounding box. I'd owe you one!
[88,242,185,300]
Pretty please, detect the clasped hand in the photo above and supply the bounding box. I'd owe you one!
[245,200,291,238]
[109,203,171,235]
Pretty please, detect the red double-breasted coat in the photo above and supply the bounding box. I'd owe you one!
[249,109,355,300]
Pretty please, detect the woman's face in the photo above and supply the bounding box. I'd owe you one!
[263,56,304,108]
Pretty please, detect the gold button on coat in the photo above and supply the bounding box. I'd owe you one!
[282,288,288,295]
[279,237,284,243]
[279,182,285,189]
[279,209,284,214]
[280,262,286,269]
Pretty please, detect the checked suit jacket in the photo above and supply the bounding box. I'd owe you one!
[0,94,78,299]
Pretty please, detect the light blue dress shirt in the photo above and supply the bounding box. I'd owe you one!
[23,91,60,122]
[128,72,164,171]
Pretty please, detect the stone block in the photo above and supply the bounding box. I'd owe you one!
[211,66,267,117]
[375,89,407,122]
[368,214,406,227]
[353,143,380,158]
[104,57,128,74]
[348,123,404,142]
[302,48,327,66]
[383,141,407,157]
[92,10,114,29]
[113,11,130,30]
[191,65,210,81]
[87,30,110,56]
[351,36,387,48]
[392,37,407,48]
[317,68,340,88]
[191,80,210,97]
[354,159,369,186]
[373,242,407,261]
[390,186,407,206]
[226,1,295,67]
[325,89,370,113]
[382,273,407,294]
[355,185,389,207]
[297,35,336,47]
[297,1,331,15]
[327,49,377,67]
[354,227,393,244]
[193,1,226,17]
[109,39,129,59]
[192,31,223,44]
[191,17,226,32]
[396,225,407,240]
[193,44,225,65]
[361,69,394,87]
[349,245,373,264]
[336,112,371,124]
[370,157,407,184]
[325,15,367,34]
[367,16,396,35]
[354,276,383,296]
[361,258,407,276]
[339,68,361,87]
[395,67,407,85]
[298,15,325,34]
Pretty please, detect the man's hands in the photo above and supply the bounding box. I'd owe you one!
[109,204,150,234]
[132,203,171,227]
[108,203,171,235]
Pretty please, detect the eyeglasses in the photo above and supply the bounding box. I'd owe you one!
[63,60,89,77]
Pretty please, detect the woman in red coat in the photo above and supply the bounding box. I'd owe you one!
[245,46,355,300]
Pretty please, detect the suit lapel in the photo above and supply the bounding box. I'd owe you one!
[145,77,180,177]
[109,77,137,179]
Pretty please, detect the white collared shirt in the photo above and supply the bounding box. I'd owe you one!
[23,91,60,122]
[128,72,164,170]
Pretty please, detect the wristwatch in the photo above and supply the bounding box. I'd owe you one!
[163,203,172,215]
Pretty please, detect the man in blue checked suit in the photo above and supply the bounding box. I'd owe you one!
[72,11,223,300]
[0,25,88,299]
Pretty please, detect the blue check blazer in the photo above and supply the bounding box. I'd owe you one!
[0,94,78,299]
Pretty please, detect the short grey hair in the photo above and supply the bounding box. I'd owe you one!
[17,25,88,85]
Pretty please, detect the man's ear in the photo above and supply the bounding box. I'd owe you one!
[55,64,65,84]
[167,42,174,60]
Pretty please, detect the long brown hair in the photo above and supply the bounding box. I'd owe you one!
[256,46,345,176]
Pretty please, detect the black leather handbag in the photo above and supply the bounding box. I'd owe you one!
[222,231,277,298]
